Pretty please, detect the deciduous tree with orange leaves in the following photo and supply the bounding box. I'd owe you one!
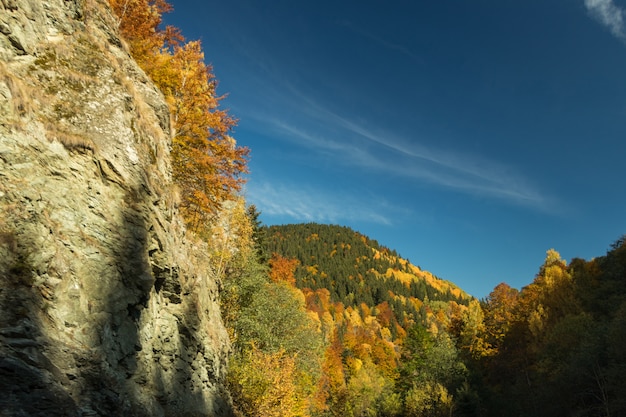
[108,0,248,232]
[269,253,299,286]
[108,0,181,73]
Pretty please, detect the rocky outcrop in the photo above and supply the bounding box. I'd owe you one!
[0,1,232,416]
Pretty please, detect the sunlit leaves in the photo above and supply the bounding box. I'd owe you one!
[108,0,177,65]
[482,282,519,350]
[474,239,626,416]
[269,253,299,286]
[158,40,248,231]
[404,381,453,417]
[220,223,322,416]
[228,346,307,417]
[457,299,492,360]
[108,0,248,234]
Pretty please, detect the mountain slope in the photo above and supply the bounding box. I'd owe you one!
[263,223,471,324]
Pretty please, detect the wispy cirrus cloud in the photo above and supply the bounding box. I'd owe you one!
[253,90,550,210]
[245,181,396,225]
[585,0,626,41]
[228,41,551,211]
[329,117,547,205]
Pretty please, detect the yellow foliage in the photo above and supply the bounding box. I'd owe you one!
[229,346,309,417]
[108,0,249,235]
[307,310,322,333]
[460,299,493,359]
[346,362,391,417]
[306,233,320,242]
[385,268,414,285]
[404,382,453,417]
[345,307,363,326]
[206,198,253,276]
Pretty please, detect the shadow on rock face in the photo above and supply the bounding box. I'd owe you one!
[0,183,221,417]
[0,0,233,414]
[0,185,156,416]
[0,228,80,417]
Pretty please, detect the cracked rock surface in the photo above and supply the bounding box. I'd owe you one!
[0,1,232,416]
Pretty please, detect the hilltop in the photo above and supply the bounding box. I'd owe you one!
[264,222,470,311]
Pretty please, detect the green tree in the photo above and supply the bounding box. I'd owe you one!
[247,204,268,263]
[222,235,323,415]
[398,326,466,415]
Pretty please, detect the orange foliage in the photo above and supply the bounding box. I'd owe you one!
[268,253,299,286]
[369,337,398,379]
[376,301,394,328]
[359,302,371,319]
[108,0,180,68]
[303,288,331,318]
[483,282,519,348]
[108,0,249,232]
[331,302,345,324]
[342,321,369,360]
[157,41,248,228]
[315,331,348,413]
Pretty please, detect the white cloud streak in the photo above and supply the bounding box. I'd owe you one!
[230,46,550,211]
[245,181,395,225]
[254,91,548,209]
[585,0,626,41]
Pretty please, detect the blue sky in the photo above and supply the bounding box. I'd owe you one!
[165,0,626,298]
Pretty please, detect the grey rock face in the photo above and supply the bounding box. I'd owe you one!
[0,1,232,416]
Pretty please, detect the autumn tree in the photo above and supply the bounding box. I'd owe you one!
[482,282,519,352]
[316,331,349,416]
[345,360,393,417]
[154,41,248,229]
[473,242,626,416]
[398,326,467,417]
[108,0,178,64]
[228,345,307,417]
[269,253,299,286]
[457,299,492,360]
[221,235,323,415]
[109,0,249,233]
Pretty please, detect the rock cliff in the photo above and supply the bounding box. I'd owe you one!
[0,0,232,415]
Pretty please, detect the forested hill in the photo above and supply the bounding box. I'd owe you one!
[258,223,626,417]
[263,223,470,306]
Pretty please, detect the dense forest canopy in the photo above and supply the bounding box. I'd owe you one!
[108,2,626,416]
[263,223,469,307]
[257,221,626,417]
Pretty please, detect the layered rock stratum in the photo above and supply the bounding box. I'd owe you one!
[0,1,232,415]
